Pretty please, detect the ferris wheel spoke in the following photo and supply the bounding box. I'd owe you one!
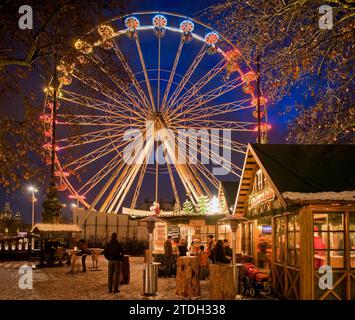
[160,129,204,203]
[78,152,122,196]
[165,44,206,112]
[108,136,154,213]
[175,119,257,131]
[70,68,147,118]
[135,37,156,112]
[157,36,161,110]
[175,129,242,175]
[58,128,130,150]
[63,136,128,172]
[60,87,146,122]
[170,76,244,118]
[112,41,152,112]
[169,60,226,114]
[129,159,148,214]
[88,52,150,115]
[194,160,220,189]
[160,38,184,111]
[174,99,254,122]
[162,148,181,208]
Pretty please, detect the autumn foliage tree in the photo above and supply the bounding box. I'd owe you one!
[0,0,127,189]
[204,0,354,143]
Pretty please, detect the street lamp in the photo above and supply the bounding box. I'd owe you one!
[28,186,38,229]
[140,215,161,296]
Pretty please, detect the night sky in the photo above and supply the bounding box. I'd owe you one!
[0,0,295,224]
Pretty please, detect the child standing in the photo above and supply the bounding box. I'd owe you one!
[199,245,208,280]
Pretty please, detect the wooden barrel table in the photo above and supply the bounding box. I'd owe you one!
[176,256,200,299]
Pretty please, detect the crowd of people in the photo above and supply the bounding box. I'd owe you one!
[164,234,234,280]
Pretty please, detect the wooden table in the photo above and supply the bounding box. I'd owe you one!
[89,248,104,271]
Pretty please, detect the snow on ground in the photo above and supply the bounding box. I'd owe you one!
[0,256,209,300]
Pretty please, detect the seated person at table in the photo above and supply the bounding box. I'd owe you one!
[78,239,91,272]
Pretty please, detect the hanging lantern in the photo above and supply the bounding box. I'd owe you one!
[252,96,267,106]
[180,20,194,42]
[224,49,241,62]
[42,143,61,151]
[74,39,93,54]
[76,55,87,64]
[254,123,272,132]
[59,74,72,86]
[54,171,70,177]
[125,16,140,30]
[101,39,114,50]
[243,84,254,94]
[252,109,265,119]
[204,32,219,45]
[98,25,114,40]
[242,71,257,83]
[152,14,167,29]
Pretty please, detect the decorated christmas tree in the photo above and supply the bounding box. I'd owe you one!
[182,199,194,215]
[196,195,210,215]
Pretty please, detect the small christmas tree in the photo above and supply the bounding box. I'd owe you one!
[209,196,220,214]
[182,200,194,215]
[197,195,210,215]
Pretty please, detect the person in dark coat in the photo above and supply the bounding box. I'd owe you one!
[164,236,173,277]
[104,233,124,293]
[210,240,230,264]
[177,238,188,256]
[224,239,233,261]
[78,239,91,272]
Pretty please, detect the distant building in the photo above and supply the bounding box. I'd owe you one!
[0,195,24,236]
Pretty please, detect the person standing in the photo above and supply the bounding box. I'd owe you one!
[207,235,216,263]
[177,238,188,256]
[164,236,173,277]
[78,239,91,272]
[104,233,124,293]
[198,245,208,280]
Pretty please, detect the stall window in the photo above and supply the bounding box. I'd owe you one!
[287,214,300,266]
[275,216,286,263]
[313,213,345,269]
[242,222,254,257]
[350,213,355,268]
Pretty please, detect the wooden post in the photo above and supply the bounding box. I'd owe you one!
[176,256,200,298]
[299,207,313,300]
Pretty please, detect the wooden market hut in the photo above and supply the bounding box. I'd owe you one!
[218,181,239,214]
[234,144,355,300]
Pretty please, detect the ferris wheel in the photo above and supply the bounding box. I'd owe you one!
[42,11,269,220]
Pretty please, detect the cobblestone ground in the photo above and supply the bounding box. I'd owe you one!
[0,257,210,300]
[0,257,274,300]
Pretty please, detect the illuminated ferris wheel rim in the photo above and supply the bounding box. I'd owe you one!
[80,11,253,69]
[43,11,269,214]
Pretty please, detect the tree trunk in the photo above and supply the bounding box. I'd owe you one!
[176,256,200,298]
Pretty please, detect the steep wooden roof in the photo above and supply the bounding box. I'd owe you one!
[234,144,355,215]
